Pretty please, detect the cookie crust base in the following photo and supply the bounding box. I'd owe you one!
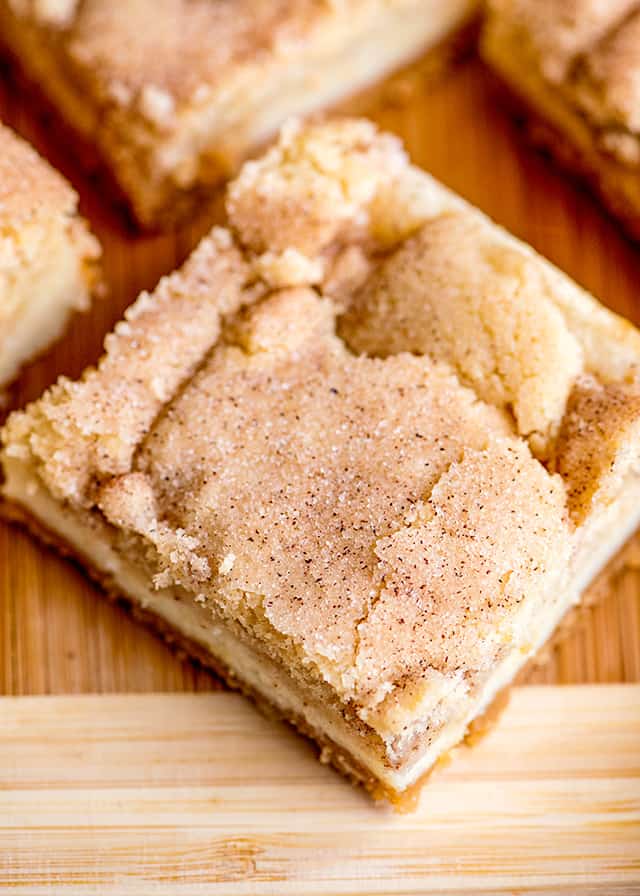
[3,493,637,808]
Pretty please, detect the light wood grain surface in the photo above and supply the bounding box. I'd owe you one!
[1,685,639,894]
[1,51,640,695]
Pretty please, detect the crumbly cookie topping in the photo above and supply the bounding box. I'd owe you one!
[4,119,640,727]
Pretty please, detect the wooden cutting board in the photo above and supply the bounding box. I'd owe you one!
[1,685,639,894]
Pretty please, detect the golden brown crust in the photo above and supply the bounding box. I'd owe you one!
[2,229,247,502]
[338,211,583,447]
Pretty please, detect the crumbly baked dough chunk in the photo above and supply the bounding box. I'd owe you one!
[483,1,640,238]
[3,120,640,801]
[0,122,100,392]
[0,0,477,227]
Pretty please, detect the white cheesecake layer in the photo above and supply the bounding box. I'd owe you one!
[0,232,90,388]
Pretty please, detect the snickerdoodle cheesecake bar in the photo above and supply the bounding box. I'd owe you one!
[3,120,640,802]
[0,0,478,228]
[0,122,100,395]
[482,0,640,239]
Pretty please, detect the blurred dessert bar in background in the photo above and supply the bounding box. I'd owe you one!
[0,0,478,227]
[483,0,640,239]
[0,122,100,397]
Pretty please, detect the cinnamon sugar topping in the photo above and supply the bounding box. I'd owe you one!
[4,119,640,734]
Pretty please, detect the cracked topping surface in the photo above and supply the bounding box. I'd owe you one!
[4,120,640,727]
[135,290,514,688]
[487,1,640,158]
[339,211,583,448]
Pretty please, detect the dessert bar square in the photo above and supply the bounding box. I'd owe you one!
[0,122,99,395]
[0,0,477,228]
[3,120,640,803]
[482,0,640,240]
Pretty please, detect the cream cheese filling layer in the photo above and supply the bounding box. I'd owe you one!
[4,459,640,792]
[0,234,89,387]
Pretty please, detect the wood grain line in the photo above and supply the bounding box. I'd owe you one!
[0,686,638,894]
